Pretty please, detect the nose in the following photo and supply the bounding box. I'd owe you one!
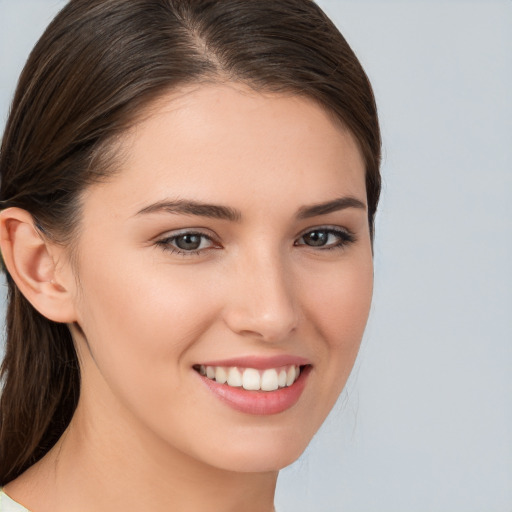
[222,250,298,343]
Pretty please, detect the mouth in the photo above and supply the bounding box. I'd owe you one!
[193,358,312,415]
[193,364,303,391]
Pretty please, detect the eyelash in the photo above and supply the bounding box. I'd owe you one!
[155,226,356,256]
[294,227,356,251]
[155,231,218,256]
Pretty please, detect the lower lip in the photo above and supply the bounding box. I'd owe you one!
[197,366,311,415]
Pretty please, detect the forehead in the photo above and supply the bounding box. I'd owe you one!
[82,83,366,218]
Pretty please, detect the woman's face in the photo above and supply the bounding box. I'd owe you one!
[68,84,373,472]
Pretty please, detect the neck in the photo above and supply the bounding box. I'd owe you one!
[6,397,278,512]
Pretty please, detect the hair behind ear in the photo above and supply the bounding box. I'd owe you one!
[0,279,79,484]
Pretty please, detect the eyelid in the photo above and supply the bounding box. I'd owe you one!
[296,224,355,238]
[153,225,355,256]
[155,228,221,255]
[294,225,356,249]
[155,227,215,239]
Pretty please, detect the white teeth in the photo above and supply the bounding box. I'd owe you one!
[278,369,287,388]
[227,367,242,387]
[215,366,228,384]
[261,369,279,391]
[242,368,261,390]
[286,366,296,386]
[199,364,303,391]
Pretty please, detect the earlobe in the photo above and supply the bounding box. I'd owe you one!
[0,207,77,323]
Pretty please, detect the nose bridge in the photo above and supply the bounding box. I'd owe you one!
[223,244,298,341]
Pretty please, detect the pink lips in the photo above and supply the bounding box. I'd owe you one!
[194,355,311,415]
[199,355,310,370]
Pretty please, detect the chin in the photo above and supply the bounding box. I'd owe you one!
[195,422,316,474]
[212,448,307,474]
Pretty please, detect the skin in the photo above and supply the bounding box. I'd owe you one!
[2,83,373,512]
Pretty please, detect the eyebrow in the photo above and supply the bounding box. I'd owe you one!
[135,196,366,221]
[136,199,242,222]
[296,196,366,219]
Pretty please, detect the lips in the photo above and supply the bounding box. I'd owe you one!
[196,364,301,391]
[193,355,311,415]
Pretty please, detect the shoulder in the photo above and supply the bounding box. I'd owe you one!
[0,490,31,512]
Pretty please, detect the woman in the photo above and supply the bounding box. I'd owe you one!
[0,0,380,510]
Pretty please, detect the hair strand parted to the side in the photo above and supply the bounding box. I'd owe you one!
[0,0,380,484]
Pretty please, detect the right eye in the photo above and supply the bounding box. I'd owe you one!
[155,231,218,255]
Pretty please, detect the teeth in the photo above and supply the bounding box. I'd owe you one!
[215,366,227,384]
[199,364,302,391]
[227,367,242,387]
[242,368,260,390]
[261,369,278,391]
[278,369,287,388]
[286,366,296,386]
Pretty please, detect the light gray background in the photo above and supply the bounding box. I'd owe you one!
[1,1,511,511]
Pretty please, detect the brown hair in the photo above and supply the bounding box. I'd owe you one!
[0,0,380,484]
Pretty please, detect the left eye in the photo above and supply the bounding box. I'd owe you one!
[296,228,354,249]
[157,232,215,253]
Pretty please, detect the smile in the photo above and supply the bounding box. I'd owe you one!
[196,364,301,391]
[193,357,312,415]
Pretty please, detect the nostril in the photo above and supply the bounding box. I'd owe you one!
[222,306,298,342]
[220,264,298,341]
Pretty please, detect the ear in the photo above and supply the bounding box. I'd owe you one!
[0,207,77,323]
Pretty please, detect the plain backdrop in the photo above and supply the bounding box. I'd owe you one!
[1,1,511,511]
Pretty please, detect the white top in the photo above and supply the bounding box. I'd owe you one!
[0,491,30,512]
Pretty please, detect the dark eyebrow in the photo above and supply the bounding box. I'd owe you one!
[136,196,365,222]
[135,199,242,222]
[297,196,366,219]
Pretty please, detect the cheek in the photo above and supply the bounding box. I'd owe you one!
[79,254,214,335]
[298,250,373,411]
[301,255,373,351]
[265,251,374,455]
[73,256,222,398]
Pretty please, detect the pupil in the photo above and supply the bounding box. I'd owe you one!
[305,231,327,246]
[176,234,201,250]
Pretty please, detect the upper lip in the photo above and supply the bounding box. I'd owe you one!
[196,354,311,370]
